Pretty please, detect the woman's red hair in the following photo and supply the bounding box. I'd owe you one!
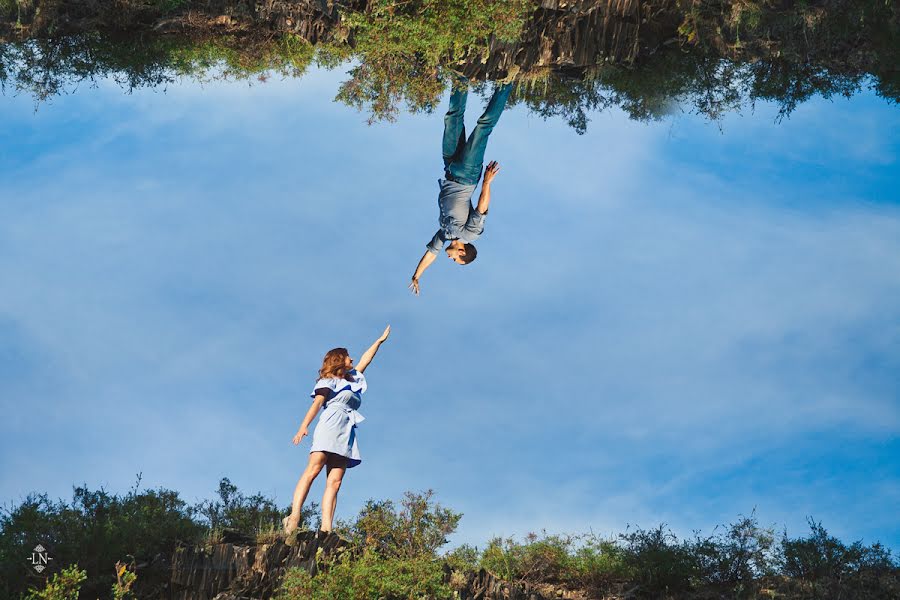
[318,347,354,381]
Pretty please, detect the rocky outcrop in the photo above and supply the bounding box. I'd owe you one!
[166,529,348,600]
[449,565,552,600]
[157,528,553,600]
[464,0,679,74]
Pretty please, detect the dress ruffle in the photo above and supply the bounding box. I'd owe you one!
[310,369,367,398]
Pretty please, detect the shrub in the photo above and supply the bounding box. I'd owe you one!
[111,559,137,600]
[477,531,631,594]
[619,524,697,597]
[777,518,900,599]
[690,511,776,597]
[164,33,314,81]
[780,519,855,582]
[276,547,452,600]
[480,536,525,582]
[0,474,308,599]
[444,542,480,572]
[0,474,204,600]
[335,0,533,122]
[344,490,461,560]
[569,533,633,589]
[24,564,87,600]
[193,476,318,537]
[480,532,573,584]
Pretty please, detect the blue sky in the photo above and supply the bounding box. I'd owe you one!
[1,66,899,553]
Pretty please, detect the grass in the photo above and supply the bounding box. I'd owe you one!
[255,521,284,546]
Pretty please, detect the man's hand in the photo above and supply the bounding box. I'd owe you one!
[483,160,501,185]
[410,251,435,295]
[476,161,499,215]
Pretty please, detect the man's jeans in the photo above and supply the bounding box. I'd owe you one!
[442,80,514,186]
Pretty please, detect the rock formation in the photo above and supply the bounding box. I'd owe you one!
[153,528,552,600]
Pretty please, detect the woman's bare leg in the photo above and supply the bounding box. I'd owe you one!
[320,455,347,532]
[285,451,328,533]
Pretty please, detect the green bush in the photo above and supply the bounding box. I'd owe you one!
[0,32,314,103]
[111,560,137,600]
[479,536,523,582]
[342,489,461,559]
[276,547,452,600]
[0,475,204,600]
[618,524,697,597]
[0,474,311,600]
[24,564,87,600]
[164,33,314,81]
[689,511,776,597]
[344,0,530,68]
[569,534,633,589]
[777,519,899,599]
[476,531,631,594]
[193,476,318,536]
[444,542,480,573]
[334,0,532,122]
[480,532,573,584]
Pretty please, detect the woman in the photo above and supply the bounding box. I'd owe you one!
[283,325,391,535]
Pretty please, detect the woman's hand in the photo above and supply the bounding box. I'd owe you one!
[483,160,501,185]
[357,325,392,373]
[292,426,309,445]
[409,277,420,296]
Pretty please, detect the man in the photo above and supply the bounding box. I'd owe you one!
[409,77,514,295]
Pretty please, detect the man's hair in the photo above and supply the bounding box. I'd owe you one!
[461,243,477,265]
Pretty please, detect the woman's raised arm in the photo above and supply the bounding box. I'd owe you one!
[355,325,391,373]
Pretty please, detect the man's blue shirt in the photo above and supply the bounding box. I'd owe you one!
[425,178,486,254]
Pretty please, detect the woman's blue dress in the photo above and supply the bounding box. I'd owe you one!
[309,369,366,468]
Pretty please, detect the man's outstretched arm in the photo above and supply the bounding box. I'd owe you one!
[475,160,500,215]
[409,251,437,295]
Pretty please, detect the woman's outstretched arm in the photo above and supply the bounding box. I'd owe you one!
[355,325,391,373]
[292,395,326,445]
